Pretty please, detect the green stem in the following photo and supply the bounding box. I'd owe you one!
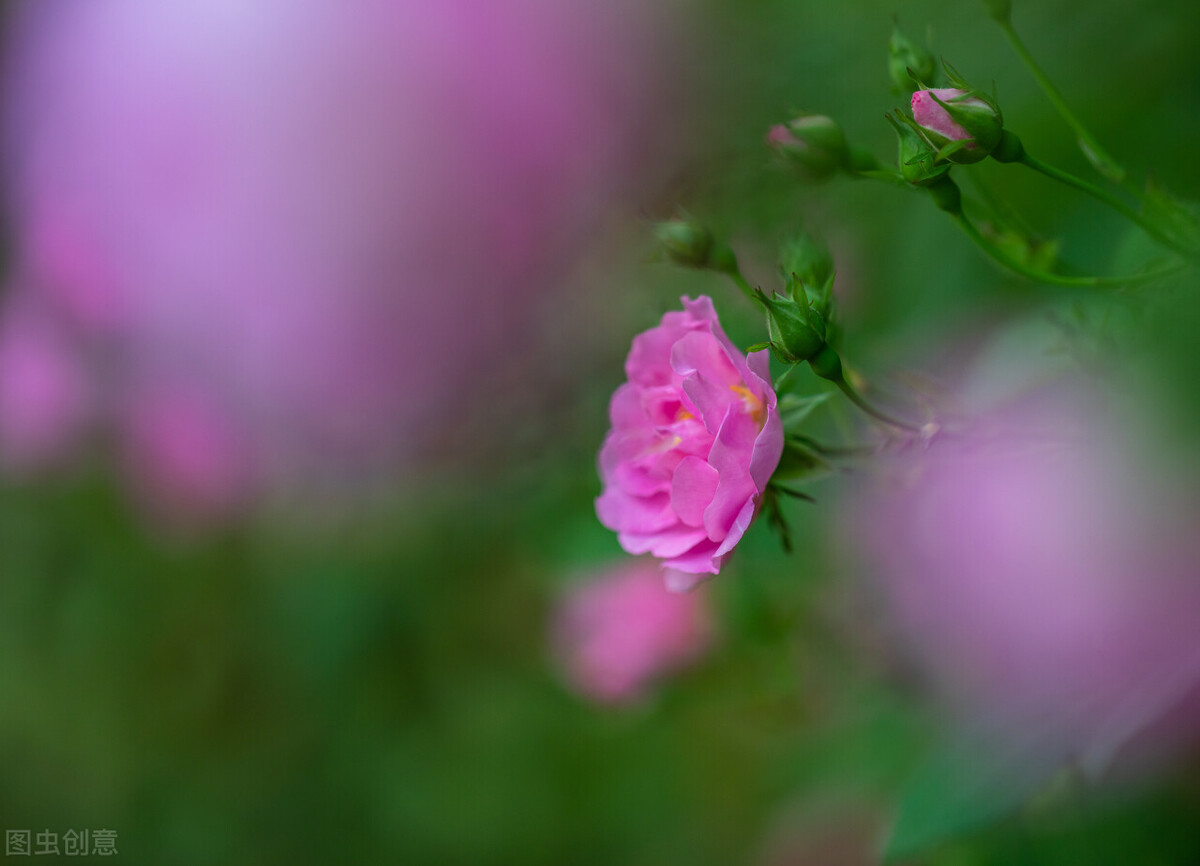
[1019,153,1199,260]
[709,242,759,304]
[831,374,924,434]
[727,270,758,303]
[964,170,1038,239]
[953,211,1188,288]
[997,19,1127,186]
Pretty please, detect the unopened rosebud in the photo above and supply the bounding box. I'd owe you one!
[766,115,850,181]
[653,219,740,277]
[654,219,713,268]
[886,111,951,187]
[911,86,1003,164]
[780,232,834,294]
[889,23,935,95]
[754,289,827,365]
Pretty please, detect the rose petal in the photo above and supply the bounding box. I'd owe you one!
[663,538,723,575]
[663,568,710,593]
[619,524,709,558]
[681,371,734,433]
[596,487,675,534]
[670,455,720,527]
[609,382,645,430]
[715,496,758,558]
[703,407,760,542]
[671,330,740,386]
[749,401,785,492]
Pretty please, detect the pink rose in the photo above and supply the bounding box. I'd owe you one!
[552,560,714,704]
[595,296,784,580]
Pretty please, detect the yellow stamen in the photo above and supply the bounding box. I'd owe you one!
[730,384,765,426]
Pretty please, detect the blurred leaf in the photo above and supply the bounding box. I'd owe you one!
[1140,180,1200,252]
[884,734,1055,863]
[777,392,832,430]
[773,439,833,482]
[982,222,1061,272]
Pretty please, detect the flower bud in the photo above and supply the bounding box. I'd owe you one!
[754,289,827,365]
[766,115,850,181]
[888,23,935,95]
[654,219,712,268]
[780,232,834,296]
[910,87,1003,164]
[653,219,738,275]
[886,111,951,187]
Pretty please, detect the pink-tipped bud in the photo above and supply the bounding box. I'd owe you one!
[912,88,975,142]
[910,87,1003,164]
[766,115,850,181]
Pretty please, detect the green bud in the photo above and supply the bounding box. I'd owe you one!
[653,219,739,274]
[654,219,713,268]
[780,232,834,296]
[754,289,827,365]
[887,111,951,187]
[889,23,936,95]
[766,115,850,182]
[910,86,1004,164]
[908,63,1004,164]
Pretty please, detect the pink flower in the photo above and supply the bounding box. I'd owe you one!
[552,560,714,704]
[910,88,979,143]
[1,0,667,510]
[0,297,90,469]
[595,296,784,580]
[847,395,1200,779]
[121,385,257,518]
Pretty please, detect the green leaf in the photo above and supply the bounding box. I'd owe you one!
[772,439,833,481]
[777,392,832,430]
[884,734,1057,862]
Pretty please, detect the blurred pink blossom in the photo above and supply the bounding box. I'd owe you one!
[847,393,1200,779]
[1,0,667,511]
[595,297,783,580]
[552,560,715,704]
[0,295,90,468]
[121,385,257,517]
